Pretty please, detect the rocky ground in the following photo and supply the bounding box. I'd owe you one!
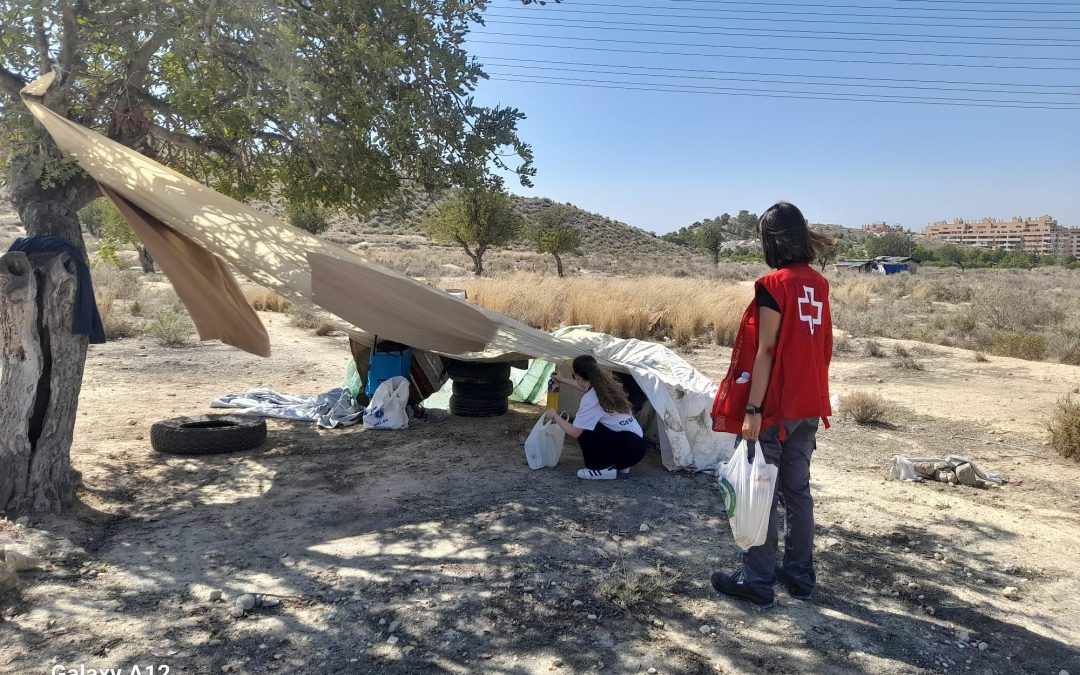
[1,310,1079,675]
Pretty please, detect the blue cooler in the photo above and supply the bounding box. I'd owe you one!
[366,342,413,399]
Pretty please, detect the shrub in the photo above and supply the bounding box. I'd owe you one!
[287,306,336,335]
[597,563,679,609]
[989,333,1047,361]
[841,391,891,425]
[144,308,195,347]
[286,203,331,235]
[863,340,885,358]
[974,352,989,363]
[893,354,925,371]
[1048,327,1080,366]
[1047,397,1080,461]
[96,290,138,339]
[833,334,853,354]
[244,286,291,313]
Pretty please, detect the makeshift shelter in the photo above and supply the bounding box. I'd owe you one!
[18,73,736,471]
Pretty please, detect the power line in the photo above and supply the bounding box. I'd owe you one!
[492,4,1080,29]
[487,68,1080,105]
[495,1,1080,23]
[478,54,1080,90]
[483,15,1080,47]
[470,38,1080,70]
[476,31,1080,66]
[487,74,1080,109]
[895,0,1080,5]
[482,58,1080,96]
[659,0,1080,14]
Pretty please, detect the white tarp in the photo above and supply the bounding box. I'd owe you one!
[552,328,737,472]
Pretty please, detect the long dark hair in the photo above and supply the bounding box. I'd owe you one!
[573,355,632,415]
[758,202,835,269]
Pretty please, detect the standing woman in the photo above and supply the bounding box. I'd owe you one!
[546,355,646,480]
[710,202,834,607]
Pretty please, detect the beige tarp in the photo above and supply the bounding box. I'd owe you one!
[19,73,603,364]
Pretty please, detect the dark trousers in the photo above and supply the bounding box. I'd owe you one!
[578,425,647,470]
[742,418,818,598]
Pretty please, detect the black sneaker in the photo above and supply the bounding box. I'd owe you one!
[710,571,774,608]
[775,562,813,601]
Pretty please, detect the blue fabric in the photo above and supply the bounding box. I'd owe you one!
[7,236,106,344]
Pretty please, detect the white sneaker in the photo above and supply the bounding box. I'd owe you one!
[619,468,631,474]
[577,467,617,480]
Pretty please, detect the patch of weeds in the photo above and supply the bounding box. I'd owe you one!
[597,563,680,610]
[1046,396,1080,461]
[973,352,989,363]
[143,309,195,347]
[833,334,854,355]
[892,346,925,371]
[989,333,1047,361]
[863,340,886,358]
[841,391,892,425]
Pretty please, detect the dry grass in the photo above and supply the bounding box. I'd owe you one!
[286,306,337,336]
[863,340,885,358]
[597,563,680,609]
[841,391,892,425]
[244,286,291,313]
[144,308,195,347]
[455,274,751,346]
[989,333,1047,361]
[1047,397,1080,461]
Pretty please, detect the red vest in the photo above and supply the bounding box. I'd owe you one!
[712,264,833,437]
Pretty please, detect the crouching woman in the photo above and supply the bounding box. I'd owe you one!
[545,355,646,480]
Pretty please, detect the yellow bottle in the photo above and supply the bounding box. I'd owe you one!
[546,376,560,409]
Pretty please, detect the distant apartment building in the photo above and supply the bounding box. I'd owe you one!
[924,216,1080,258]
[861,222,905,234]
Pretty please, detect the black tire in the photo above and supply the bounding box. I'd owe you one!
[449,395,509,417]
[444,359,512,382]
[452,379,514,400]
[150,415,267,455]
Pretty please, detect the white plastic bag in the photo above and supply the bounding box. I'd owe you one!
[363,376,410,430]
[524,412,567,469]
[718,439,779,550]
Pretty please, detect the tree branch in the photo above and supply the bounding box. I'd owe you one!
[56,0,85,102]
[0,67,26,100]
[127,32,168,88]
[148,124,234,157]
[33,17,52,74]
[127,87,173,115]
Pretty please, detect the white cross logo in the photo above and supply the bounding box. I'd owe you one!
[797,286,823,335]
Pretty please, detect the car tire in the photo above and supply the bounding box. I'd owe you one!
[150,415,267,455]
[448,395,509,418]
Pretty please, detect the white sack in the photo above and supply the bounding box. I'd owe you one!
[718,439,779,550]
[363,377,410,430]
[524,412,567,469]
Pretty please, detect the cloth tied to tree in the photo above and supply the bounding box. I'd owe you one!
[7,237,106,344]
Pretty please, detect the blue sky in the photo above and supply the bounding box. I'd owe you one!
[465,0,1080,233]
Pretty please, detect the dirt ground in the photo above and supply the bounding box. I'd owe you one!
[2,310,1080,675]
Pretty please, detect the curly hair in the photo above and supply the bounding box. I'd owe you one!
[573,355,632,414]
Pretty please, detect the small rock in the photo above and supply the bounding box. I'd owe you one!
[235,594,256,611]
[956,630,971,643]
[572,600,583,607]
[388,620,400,633]
[221,666,232,673]
[699,624,712,635]
[208,589,222,602]
[386,635,399,646]
[587,614,598,620]
[127,419,138,426]
[1003,586,1021,600]
[934,553,943,560]
[648,669,658,674]
[552,658,564,668]
[228,605,245,618]
[379,618,387,625]
[1058,670,1069,675]
[652,619,664,627]
[879,589,890,596]
[925,606,936,616]
[978,642,989,652]
[208,639,223,647]
[639,523,650,533]
[823,537,841,550]
[907,582,918,589]
[14,517,29,528]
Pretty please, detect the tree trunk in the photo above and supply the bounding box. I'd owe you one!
[472,245,486,277]
[553,253,564,278]
[713,248,719,267]
[138,245,155,274]
[0,250,86,513]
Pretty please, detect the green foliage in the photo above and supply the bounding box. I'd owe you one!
[286,203,330,235]
[80,199,137,268]
[695,218,725,265]
[865,232,916,258]
[1,0,540,222]
[531,204,581,255]
[989,333,1047,361]
[422,189,522,275]
[144,309,195,347]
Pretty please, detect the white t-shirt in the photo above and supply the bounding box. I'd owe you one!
[573,389,644,437]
